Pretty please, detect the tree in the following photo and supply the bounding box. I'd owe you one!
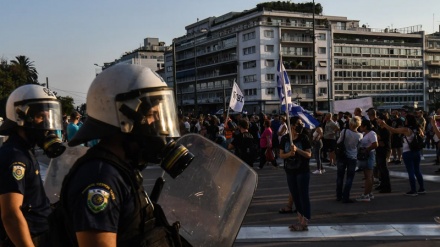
[57,95,75,116]
[10,55,39,85]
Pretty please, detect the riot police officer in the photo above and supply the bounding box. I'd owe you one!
[0,84,65,246]
[56,64,192,246]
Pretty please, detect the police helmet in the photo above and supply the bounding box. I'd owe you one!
[0,84,63,135]
[68,64,180,147]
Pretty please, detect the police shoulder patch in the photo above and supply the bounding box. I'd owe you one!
[87,187,110,214]
[11,162,26,181]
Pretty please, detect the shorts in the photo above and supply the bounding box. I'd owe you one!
[324,139,337,152]
[358,151,375,170]
[391,135,403,148]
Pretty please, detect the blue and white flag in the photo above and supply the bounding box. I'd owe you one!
[290,104,320,129]
[277,58,292,112]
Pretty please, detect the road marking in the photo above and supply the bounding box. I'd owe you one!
[236,223,440,242]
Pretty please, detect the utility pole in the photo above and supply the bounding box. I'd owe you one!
[46,77,49,89]
[172,42,178,110]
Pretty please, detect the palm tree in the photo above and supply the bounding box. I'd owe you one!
[10,55,39,85]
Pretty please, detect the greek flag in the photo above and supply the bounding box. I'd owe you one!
[277,58,292,112]
[290,104,320,129]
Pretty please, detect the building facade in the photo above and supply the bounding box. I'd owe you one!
[101,37,167,73]
[425,29,440,112]
[165,6,425,115]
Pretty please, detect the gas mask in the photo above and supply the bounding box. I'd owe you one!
[15,100,66,158]
[26,128,66,158]
[117,88,194,178]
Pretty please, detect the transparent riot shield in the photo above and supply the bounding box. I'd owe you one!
[158,134,258,247]
[43,145,89,203]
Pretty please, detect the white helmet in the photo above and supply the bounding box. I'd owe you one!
[69,64,180,146]
[0,84,63,134]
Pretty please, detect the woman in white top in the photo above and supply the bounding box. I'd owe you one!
[356,120,378,202]
[378,114,425,196]
[336,116,363,203]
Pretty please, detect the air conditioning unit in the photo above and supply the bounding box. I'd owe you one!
[318,93,325,96]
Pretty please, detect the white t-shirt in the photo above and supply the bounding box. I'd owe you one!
[360,131,378,155]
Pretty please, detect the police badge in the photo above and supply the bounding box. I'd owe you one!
[87,188,110,213]
[12,165,25,180]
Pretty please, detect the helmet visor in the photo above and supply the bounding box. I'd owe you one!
[15,100,63,130]
[116,88,180,138]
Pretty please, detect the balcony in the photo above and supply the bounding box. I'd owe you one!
[281,36,313,43]
[281,51,313,57]
[426,60,440,66]
[429,73,440,79]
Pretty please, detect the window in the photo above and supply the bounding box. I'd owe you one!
[243,31,256,41]
[334,46,342,53]
[264,30,274,38]
[166,66,173,72]
[318,87,327,94]
[243,46,256,55]
[243,60,256,69]
[266,60,275,67]
[266,88,275,95]
[243,74,257,83]
[319,74,327,81]
[318,47,326,54]
[244,88,257,96]
[266,74,275,81]
[318,33,326,40]
[265,45,274,52]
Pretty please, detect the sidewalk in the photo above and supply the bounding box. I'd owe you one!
[235,149,440,246]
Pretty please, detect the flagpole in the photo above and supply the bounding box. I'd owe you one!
[280,55,294,146]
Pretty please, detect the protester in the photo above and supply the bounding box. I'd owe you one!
[258,119,277,169]
[355,120,378,202]
[336,116,362,203]
[378,114,425,196]
[311,118,324,174]
[279,116,312,231]
[389,110,404,164]
[369,110,392,193]
[66,111,82,142]
[228,119,256,167]
[323,113,339,166]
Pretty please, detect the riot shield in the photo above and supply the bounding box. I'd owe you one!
[158,134,258,247]
[43,145,89,203]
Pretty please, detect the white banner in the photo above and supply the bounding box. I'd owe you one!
[229,81,244,112]
[332,97,373,114]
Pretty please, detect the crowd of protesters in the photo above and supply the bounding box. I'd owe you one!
[177,106,440,227]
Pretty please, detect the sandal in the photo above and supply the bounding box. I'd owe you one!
[289,224,308,231]
[279,207,293,214]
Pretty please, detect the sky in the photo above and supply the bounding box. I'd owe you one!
[1,0,440,106]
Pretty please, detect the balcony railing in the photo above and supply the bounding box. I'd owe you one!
[281,51,313,56]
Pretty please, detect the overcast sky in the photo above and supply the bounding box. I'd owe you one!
[1,0,439,106]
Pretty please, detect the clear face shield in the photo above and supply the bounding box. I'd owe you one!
[14,99,66,158]
[116,88,194,178]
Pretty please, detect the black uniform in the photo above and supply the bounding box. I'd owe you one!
[59,146,176,247]
[0,134,51,238]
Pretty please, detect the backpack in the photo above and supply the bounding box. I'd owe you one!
[238,132,257,166]
[335,129,347,160]
[404,129,424,151]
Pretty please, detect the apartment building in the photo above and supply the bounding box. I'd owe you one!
[164,5,425,115]
[102,37,167,73]
[425,29,440,112]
